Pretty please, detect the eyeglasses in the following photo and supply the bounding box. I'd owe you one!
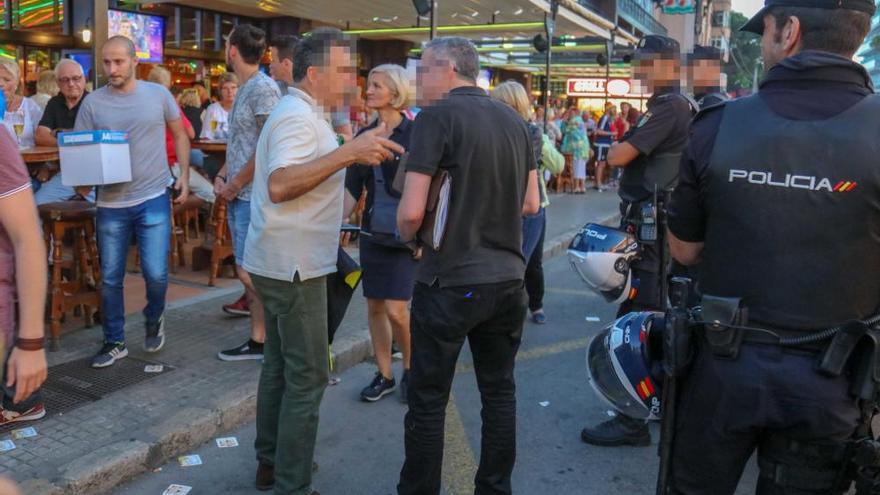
[58,75,84,85]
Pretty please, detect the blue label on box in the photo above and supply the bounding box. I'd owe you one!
[58,130,129,147]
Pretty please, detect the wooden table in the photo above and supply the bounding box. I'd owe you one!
[191,140,227,154]
[20,146,60,164]
[191,140,231,285]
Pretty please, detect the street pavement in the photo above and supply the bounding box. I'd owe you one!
[117,253,759,495]
[0,190,624,495]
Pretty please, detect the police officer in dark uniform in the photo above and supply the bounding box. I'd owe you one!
[687,45,730,108]
[580,34,697,448]
[665,0,878,492]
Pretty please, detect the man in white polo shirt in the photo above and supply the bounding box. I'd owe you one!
[243,29,403,495]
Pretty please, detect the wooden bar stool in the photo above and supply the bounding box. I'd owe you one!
[39,201,101,351]
[208,199,233,286]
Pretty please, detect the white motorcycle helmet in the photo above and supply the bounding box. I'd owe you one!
[567,223,640,304]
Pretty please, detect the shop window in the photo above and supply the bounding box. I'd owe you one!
[179,6,198,50]
[711,10,729,28]
[220,15,236,41]
[11,0,63,31]
[0,45,19,63]
[203,12,218,51]
[24,47,52,95]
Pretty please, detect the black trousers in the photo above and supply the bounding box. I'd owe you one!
[524,217,546,312]
[398,280,527,495]
[670,340,861,494]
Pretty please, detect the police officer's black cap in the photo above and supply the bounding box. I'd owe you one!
[689,45,722,61]
[634,35,680,59]
[741,0,877,34]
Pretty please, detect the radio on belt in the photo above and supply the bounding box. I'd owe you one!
[638,202,657,243]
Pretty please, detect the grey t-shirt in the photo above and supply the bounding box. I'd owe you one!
[74,81,179,208]
[227,71,281,201]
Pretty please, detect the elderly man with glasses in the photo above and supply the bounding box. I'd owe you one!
[33,58,95,204]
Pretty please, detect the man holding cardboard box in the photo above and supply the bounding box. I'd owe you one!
[73,36,191,369]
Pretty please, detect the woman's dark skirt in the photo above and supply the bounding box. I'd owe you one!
[359,235,418,301]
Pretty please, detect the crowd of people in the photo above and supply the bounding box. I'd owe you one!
[3,0,865,491]
[539,93,703,195]
[0,24,548,494]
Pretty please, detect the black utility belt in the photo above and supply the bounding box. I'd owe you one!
[699,294,880,401]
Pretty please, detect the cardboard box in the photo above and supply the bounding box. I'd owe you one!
[58,130,132,186]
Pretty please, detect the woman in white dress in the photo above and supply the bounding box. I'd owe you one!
[200,72,238,141]
[0,59,43,149]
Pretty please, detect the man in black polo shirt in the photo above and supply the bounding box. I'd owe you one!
[34,58,93,204]
[396,36,539,495]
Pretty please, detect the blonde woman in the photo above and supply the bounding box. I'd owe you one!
[200,73,237,140]
[0,59,42,149]
[30,70,58,111]
[179,88,205,137]
[343,64,415,402]
[492,80,564,324]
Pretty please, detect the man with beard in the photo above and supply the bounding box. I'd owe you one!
[212,24,281,362]
[74,35,190,368]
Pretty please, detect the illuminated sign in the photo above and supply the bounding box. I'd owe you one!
[567,78,632,97]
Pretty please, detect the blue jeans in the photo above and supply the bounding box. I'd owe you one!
[522,207,545,262]
[35,174,96,205]
[226,198,251,266]
[97,192,171,343]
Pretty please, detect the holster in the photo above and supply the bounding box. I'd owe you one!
[663,277,696,377]
[701,295,749,360]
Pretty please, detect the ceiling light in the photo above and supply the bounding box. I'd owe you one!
[471,11,480,17]
[81,17,92,43]
[513,7,524,15]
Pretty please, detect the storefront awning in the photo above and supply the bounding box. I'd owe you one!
[138,0,634,44]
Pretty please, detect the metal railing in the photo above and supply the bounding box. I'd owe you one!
[615,0,667,35]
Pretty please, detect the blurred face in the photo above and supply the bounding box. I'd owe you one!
[57,64,85,101]
[633,57,680,93]
[0,66,17,102]
[311,45,356,110]
[417,48,455,105]
[103,41,137,89]
[220,81,238,105]
[365,71,396,111]
[196,84,208,103]
[620,102,630,114]
[689,59,722,89]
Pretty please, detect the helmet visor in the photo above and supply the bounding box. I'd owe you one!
[586,328,651,420]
